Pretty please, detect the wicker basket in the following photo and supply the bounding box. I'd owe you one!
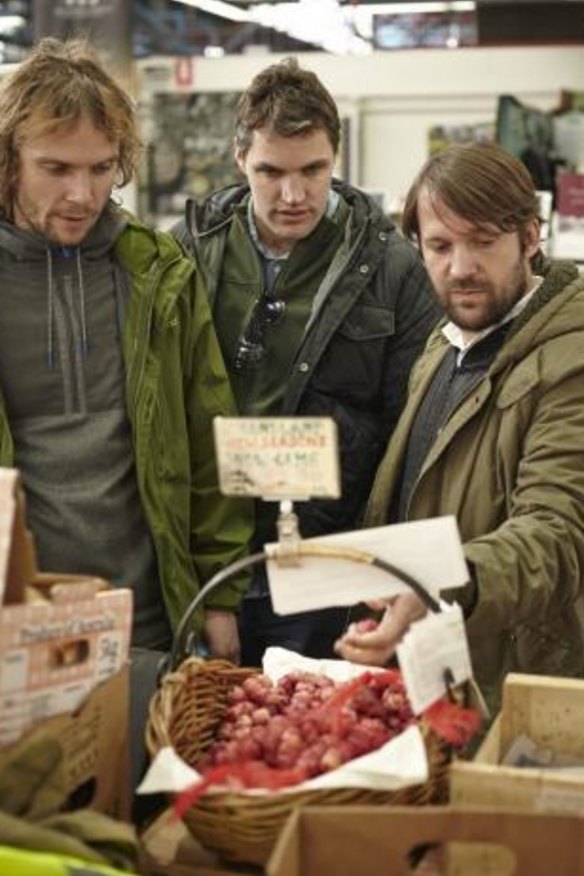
[146,656,453,866]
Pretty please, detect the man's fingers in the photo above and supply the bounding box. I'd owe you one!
[334,637,391,666]
[334,593,427,668]
[365,598,392,612]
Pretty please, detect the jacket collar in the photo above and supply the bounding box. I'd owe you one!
[185,178,395,244]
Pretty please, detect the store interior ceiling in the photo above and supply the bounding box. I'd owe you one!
[0,0,583,60]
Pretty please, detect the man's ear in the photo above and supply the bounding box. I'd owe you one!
[234,146,247,177]
[524,217,542,260]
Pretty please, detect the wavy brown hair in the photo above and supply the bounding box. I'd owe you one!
[402,142,541,259]
[0,37,141,219]
[234,57,340,155]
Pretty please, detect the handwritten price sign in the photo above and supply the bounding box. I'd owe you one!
[213,417,341,500]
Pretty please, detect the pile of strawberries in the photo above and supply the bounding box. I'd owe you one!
[172,665,480,816]
[198,669,415,780]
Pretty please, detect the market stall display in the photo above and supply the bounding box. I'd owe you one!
[142,416,481,866]
[145,654,468,866]
[0,469,132,820]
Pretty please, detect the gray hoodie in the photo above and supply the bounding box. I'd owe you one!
[0,209,171,649]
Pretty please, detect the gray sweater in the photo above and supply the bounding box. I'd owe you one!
[0,211,171,649]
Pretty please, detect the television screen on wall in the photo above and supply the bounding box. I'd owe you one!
[496,94,555,190]
[373,12,477,50]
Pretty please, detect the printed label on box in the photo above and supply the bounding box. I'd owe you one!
[535,785,584,815]
[0,588,132,745]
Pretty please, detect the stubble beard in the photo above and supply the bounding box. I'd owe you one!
[442,258,529,333]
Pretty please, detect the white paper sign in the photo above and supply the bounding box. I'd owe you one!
[267,516,469,616]
[213,416,340,500]
[397,603,473,714]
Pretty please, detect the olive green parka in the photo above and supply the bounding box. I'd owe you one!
[367,259,584,712]
[0,212,252,633]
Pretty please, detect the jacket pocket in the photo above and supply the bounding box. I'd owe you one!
[338,304,395,341]
[311,304,396,405]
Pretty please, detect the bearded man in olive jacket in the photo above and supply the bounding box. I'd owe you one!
[336,142,584,712]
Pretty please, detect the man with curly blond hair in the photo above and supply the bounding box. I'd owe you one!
[0,38,251,661]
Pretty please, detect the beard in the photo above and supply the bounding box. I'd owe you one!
[14,197,97,246]
[440,257,530,333]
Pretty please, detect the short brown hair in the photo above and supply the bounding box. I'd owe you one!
[234,57,340,155]
[402,142,541,252]
[0,37,141,219]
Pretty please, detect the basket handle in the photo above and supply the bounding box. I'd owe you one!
[167,545,441,673]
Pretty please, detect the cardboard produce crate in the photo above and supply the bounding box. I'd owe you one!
[0,468,133,818]
[450,673,584,815]
[267,805,584,876]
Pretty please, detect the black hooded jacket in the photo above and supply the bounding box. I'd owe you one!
[172,180,439,545]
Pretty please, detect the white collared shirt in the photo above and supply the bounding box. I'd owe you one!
[442,276,543,366]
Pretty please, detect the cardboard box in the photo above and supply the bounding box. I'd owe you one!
[450,673,584,815]
[0,468,133,817]
[0,664,130,818]
[267,805,584,876]
[0,574,132,747]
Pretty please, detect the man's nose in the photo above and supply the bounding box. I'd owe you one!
[64,172,94,205]
[280,175,304,204]
[449,245,476,278]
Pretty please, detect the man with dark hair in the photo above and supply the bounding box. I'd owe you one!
[172,57,438,666]
[336,141,584,711]
[0,37,251,661]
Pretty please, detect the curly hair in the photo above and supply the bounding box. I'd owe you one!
[234,57,340,155]
[0,37,141,219]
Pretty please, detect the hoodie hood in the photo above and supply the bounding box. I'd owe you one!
[184,177,395,245]
[0,202,127,262]
[0,204,128,367]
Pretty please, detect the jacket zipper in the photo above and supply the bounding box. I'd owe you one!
[126,263,163,418]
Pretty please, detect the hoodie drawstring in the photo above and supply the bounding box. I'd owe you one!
[76,248,88,357]
[46,246,89,367]
[46,247,55,369]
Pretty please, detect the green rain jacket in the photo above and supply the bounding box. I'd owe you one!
[0,212,252,632]
[366,259,584,712]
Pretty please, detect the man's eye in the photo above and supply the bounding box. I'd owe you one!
[94,162,116,175]
[428,243,449,254]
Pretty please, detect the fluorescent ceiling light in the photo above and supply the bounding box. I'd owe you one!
[173,0,250,23]
[175,0,370,53]
[252,0,371,54]
[172,0,475,53]
[0,15,25,34]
